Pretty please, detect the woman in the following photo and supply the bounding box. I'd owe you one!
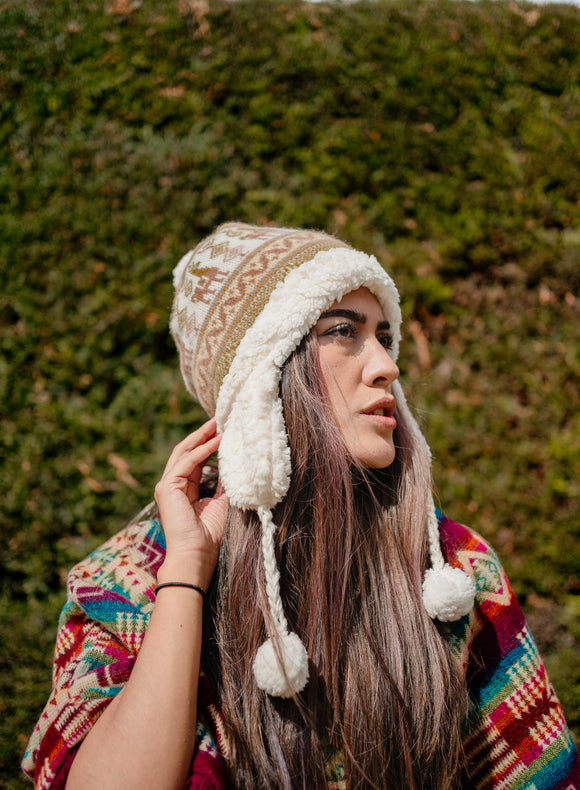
[23,223,579,789]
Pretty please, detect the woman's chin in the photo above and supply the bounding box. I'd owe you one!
[352,442,396,470]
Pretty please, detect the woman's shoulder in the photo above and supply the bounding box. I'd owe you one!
[438,512,494,559]
[438,512,512,604]
[65,503,166,638]
[436,512,526,669]
[437,521,580,786]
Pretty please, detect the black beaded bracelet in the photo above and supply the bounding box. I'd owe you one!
[154,582,206,601]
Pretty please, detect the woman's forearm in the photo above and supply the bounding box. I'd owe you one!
[66,580,204,790]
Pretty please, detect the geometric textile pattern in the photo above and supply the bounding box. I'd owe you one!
[23,515,227,789]
[439,515,580,790]
[23,511,579,789]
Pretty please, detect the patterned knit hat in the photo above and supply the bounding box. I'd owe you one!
[171,222,474,697]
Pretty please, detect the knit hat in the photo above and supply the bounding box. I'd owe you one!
[170,222,474,698]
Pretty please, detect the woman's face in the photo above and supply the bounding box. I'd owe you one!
[315,287,399,469]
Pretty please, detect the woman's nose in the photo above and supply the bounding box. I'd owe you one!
[363,339,399,386]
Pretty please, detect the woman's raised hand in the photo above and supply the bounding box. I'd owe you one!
[154,418,228,590]
[67,418,227,790]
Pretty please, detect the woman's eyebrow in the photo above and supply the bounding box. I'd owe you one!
[318,308,390,332]
[319,308,367,323]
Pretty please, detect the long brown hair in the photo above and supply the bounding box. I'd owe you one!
[203,331,466,789]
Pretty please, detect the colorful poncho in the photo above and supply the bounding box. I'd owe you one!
[23,507,579,789]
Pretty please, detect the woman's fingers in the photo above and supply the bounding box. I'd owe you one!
[164,434,221,483]
[162,418,219,476]
[154,422,227,586]
[155,419,222,518]
[157,436,221,505]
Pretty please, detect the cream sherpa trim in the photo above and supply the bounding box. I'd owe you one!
[215,248,401,511]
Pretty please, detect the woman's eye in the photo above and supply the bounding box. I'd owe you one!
[325,323,355,339]
[378,333,393,350]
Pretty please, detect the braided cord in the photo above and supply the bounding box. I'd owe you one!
[258,506,288,636]
[426,492,445,571]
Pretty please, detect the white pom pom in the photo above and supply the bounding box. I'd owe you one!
[253,632,309,698]
[422,564,475,622]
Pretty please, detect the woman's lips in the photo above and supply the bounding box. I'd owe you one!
[361,410,397,429]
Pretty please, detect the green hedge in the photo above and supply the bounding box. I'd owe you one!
[1,0,579,783]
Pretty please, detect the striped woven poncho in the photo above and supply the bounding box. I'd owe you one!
[23,508,579,789]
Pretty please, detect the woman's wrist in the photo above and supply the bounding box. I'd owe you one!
[156,555,215,590]
[155,581,206,603]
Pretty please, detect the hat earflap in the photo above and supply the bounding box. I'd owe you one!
[391,381,475,622]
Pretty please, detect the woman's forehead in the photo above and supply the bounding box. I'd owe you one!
[322,287,385,321]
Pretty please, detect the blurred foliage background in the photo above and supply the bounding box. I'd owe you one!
[1,0,579,784]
